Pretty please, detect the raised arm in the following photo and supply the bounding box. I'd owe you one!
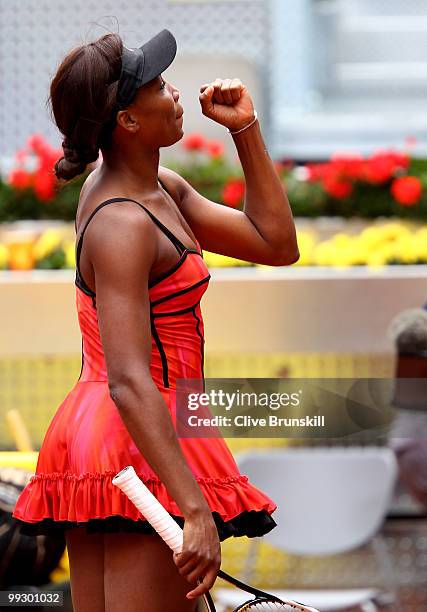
[159,78,299,266]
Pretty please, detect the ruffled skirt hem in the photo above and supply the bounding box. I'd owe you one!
[13,470,278,542]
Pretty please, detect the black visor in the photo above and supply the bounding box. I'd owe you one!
[116,28,177,108]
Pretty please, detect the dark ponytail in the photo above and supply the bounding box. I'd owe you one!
[49,34,123,181]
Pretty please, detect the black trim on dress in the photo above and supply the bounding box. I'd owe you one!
[150,313,170,388]
[152,304,201,318]
[77,337,84,382]
[14,509,277,542]
[150,275,211,307]
[147,248,204,289]
[192,305,206,390]
[148,250,189,289]
[74,182,202,298]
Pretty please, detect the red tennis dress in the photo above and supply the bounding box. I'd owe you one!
[13,179,277,540]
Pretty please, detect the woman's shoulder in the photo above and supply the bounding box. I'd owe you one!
[158,165,184,209]
[75,168,101,227]
[76,168,130,233]
[79,166,104,204]
[76,165,183,232]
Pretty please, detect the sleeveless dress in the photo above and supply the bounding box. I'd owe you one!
[12,178,278,541]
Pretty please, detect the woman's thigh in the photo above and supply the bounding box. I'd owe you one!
[104,531,201,612]
[65,526,105,612]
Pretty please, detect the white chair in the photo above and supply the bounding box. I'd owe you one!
[214,447,398,612]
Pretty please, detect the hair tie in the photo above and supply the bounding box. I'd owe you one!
[62,138,82,164]
[62,137,99,165]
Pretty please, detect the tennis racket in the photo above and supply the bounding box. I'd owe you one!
[112,466,318,612]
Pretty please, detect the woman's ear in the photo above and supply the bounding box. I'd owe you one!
[116,109,140,133]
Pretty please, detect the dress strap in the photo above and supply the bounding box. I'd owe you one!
[75,189,191,295]
[77,194,187,254]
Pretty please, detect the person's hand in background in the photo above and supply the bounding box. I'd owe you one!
[394,439,427,509]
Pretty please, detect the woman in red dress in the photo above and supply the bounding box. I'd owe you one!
[13,29,299,611]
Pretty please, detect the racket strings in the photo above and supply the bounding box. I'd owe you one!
[237,600,297,610]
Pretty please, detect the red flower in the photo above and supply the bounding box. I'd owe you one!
[322,176,353,199]
[7,134,63,202]
[15,149,27,164]
[8,169,32,189]
[392,152,410,169]
[222,178,245,207]
[306,163,330,182]
[391,176,422,206]
[206,140,224,158]
[38,149,62,174]
[363,151,409,184]
[330,154,364,180]
[182,133,206,151]
[33,170,56,201]
[27,133,49,156]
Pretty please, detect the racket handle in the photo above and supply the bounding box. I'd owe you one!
[112,465,184,554]
[113,467,318,612]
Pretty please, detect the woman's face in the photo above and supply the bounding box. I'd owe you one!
[122,74,184,147]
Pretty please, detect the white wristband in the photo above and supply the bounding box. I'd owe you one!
[227,110,258,135]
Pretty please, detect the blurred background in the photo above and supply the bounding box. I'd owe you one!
[1,1,427,610]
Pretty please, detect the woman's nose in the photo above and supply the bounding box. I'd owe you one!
[170,82,179,100]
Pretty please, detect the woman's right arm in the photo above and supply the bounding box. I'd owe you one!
[86,202,220,598]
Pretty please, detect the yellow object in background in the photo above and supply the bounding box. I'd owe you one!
[49,549,70,584]
[5,409,34,452]
[2,229,37,271]
[0,243,8,269]
[32,229,64,261]
[63,240,76,268]
[7,242,35,270]
[0,451,38,472]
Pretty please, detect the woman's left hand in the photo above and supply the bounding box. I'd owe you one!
[199,78,255,132]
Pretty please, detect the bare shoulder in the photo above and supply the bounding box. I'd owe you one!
[77,167,154,233]
[76,167,105,228]
[78,169,158,268]
[84,198,157,255]
[158,165,187,208]
[78,166,101,206]
[86,199,158,299]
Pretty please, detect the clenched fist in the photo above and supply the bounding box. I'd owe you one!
[199,78,256,132]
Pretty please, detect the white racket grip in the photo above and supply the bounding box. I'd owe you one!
[112,466,184,554]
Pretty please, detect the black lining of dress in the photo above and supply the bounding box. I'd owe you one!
[14,509,277,542]
[77,337,84,382]
[75,249,204,300]
[75,199,118,298]
[150,275,211,307]
[150,250,189,288]
[192,305,206,391]
[150,313,169,388]
[152,303,201,318]
[74,181,202,299]
[148,249,203,289]
[75,271,96,298]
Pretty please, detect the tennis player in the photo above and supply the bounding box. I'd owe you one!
[13,28,299,611]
